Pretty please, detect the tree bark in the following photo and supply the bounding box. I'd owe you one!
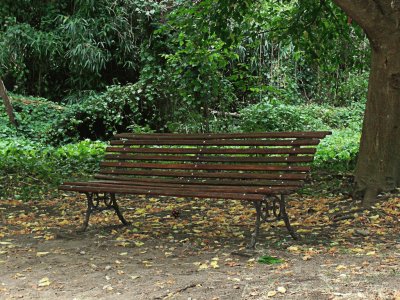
[354,40,400,207]
[0,79,18,128]
[332,0,400,207]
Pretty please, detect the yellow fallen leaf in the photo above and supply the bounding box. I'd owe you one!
[58,219,69,226]
[36,252,50,257]
[297,229,311,233]
[277,286,287,294]
[366,251,376,256]
[287,246,299,252]
[38,277,51,287]
[336,265,347,271]
[134,241,144,247]
[135,208,146,215]
[198,263,208,270]
[351,248,364,253]
[302,255,312,261]
[103,284,113,291]
[210,260,219,269]
[267,290,277,297]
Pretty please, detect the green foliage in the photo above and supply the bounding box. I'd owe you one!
[258,255,284,265]
[0,0,372,192]
[0,94,64,141]
[48,84,146,143]
[314,129,361,171]
[239,100,364,132]
[0,0,166,99]
[0,138,106,199]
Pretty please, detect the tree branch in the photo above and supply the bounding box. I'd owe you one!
[0,79,18,128]
[332,0,392,43]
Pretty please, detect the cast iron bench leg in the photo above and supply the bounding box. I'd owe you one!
[247,201,262,249]
[279,195,298,239]
[80,192,94,232]
[79,192,129,232]
[110,193,129,226]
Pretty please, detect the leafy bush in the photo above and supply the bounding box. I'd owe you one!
[239,100,364,132]
[47,84,149,144]
[0,94,64,141]
[0,138,106,199]
[314,129,361,171]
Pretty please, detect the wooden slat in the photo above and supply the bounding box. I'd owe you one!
[61,181,299,194]
[110,139,320,146]
[93,175,304,187]
[104,154,314,164]
[114,131,332,140]
[59,185,291,201]
[98,169,308,180]
[105,147,317,155]
[100,162,311,172]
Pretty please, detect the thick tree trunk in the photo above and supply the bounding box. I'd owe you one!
[354,41,400,207]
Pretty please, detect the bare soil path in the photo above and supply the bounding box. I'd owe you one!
[0,193,399,300]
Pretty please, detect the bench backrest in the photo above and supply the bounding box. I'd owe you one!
[94,131,331,189]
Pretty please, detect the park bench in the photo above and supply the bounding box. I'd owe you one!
[59,131,331,248]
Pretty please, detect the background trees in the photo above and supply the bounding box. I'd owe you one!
[3,0,388,201]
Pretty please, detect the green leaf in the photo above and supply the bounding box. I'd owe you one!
[257,255,284,265]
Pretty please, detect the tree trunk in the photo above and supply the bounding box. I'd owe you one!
[354,40,400,207]
[0,79,18,128]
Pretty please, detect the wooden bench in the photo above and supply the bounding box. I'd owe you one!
[59,131,331,248]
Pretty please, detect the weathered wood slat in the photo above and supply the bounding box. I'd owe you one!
[98,169,308,180]
[93,175,304,186]
[110,139,320,146]
[104,154,314,163]
[105,147,317,155]
[100,161,311,172]
[61,181,297,194]
[59,185,285,200]
[114,131,332,140]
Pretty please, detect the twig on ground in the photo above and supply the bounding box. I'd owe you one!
[156,283,198,299]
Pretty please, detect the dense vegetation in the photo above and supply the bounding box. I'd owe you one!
[0,0,370,198]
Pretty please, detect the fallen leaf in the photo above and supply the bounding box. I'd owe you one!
[38,277,51,287]
[258,255,283,265]
[287,246,300,253]
[277,286,286,294]
[134,241,144,247]
[198,263,209,270]
[210,260,219,269]
[267,290,277,297]
[336,265,347,271]
[36,252,50,257]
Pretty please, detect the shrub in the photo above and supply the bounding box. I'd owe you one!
[48,84,148,144]
[0,94,63,141]
[314,129,361,171]
[0,138,106,199]
[239,100,364,132]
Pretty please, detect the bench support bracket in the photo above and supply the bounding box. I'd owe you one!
[247,194,297,249]
[80,192,129,231]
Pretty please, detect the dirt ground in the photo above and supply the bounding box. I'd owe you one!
[0,193,399,300]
